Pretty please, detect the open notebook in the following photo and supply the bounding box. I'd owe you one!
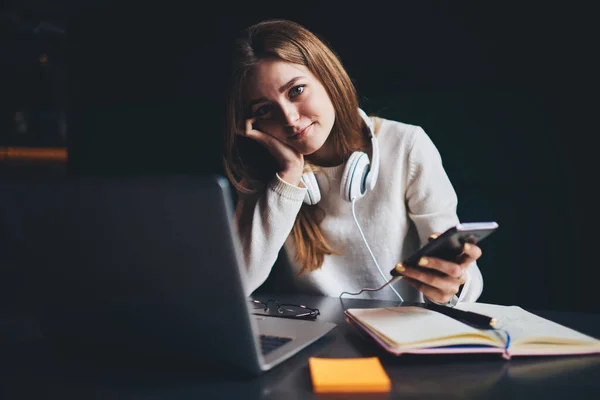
[345,302,600,359]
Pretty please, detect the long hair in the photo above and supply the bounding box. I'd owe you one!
[222,19,370,274]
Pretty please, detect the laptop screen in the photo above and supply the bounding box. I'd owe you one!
[0,175,263,371]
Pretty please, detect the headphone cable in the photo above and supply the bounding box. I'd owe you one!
[339,198,403,301]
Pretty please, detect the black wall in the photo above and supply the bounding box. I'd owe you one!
[7,2,600,312]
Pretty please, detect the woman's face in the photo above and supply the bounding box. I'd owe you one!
[244,59,336,158]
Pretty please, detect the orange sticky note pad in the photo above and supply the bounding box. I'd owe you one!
[308,357,391,393]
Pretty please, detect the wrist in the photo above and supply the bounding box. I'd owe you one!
[278,167,303,187]
[429,294,459,308]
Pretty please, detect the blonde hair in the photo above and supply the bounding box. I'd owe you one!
[223,19,371,274]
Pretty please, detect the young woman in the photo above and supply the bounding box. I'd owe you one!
[222,19,484,305]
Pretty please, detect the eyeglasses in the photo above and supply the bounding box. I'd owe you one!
[249,299,320,320]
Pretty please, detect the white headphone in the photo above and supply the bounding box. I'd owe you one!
[300,108,379,205]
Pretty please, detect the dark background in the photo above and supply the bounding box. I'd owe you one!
[2,1,599,312]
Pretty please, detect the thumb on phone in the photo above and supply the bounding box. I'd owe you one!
[428,233,441,242]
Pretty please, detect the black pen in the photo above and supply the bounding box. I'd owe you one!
[424,302,498,329]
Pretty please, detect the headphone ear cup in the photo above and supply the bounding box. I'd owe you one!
[301,172,321,205]
[340,151,371,202]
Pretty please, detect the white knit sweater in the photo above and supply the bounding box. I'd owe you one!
[234,117,483,303]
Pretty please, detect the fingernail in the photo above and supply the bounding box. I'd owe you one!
[464,243,471,251]
[418,257,429,266]
[395,263,405,272]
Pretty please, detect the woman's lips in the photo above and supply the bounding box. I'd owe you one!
[290,122,314,140]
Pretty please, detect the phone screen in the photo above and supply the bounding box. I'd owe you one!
[403,222,498,267]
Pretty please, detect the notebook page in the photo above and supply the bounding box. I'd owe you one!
[346,306,499,347]
[457,302,600,345]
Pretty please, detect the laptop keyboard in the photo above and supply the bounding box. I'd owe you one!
[259,334,293,355]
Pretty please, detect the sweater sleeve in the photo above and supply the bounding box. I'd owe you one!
[405,127,483,303]
[234,174,306,296]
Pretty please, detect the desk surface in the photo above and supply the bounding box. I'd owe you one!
[2,294,600,399]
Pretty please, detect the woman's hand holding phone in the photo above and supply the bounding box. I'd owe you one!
[392,222,497,304]
[237,117,305,186]
[396,236,482,304]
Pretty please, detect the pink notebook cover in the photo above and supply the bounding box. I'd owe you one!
[345,309,600,359]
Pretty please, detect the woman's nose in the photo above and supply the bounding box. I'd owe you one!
[282,105,300,126]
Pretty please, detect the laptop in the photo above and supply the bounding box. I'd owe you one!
[0,174,336,374]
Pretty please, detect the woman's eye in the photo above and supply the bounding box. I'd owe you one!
[254,104,273,117]
[289,85,305,98]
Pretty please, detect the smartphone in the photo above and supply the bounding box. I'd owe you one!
[391,221,499,274]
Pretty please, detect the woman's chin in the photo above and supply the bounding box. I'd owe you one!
[292,141,322,156]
